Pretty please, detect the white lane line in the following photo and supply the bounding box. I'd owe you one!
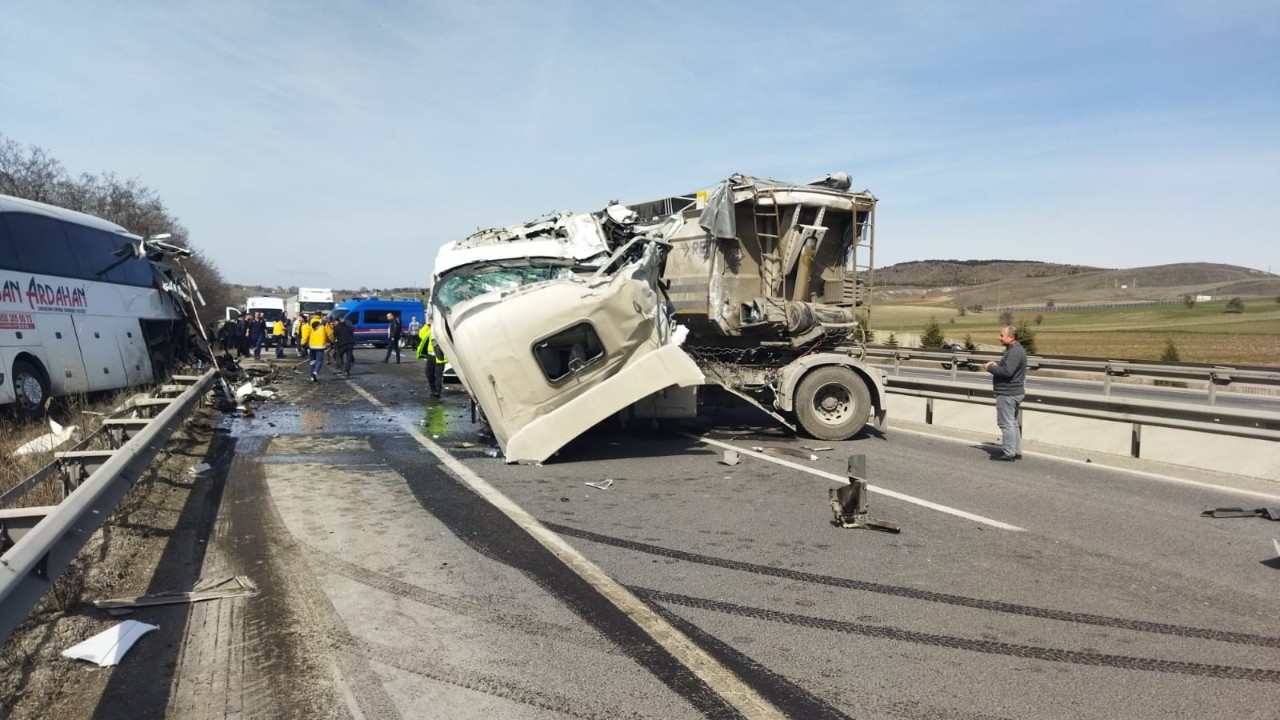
[689,434,1025,532]
[347,382,786,720]
[887,423,1280,503]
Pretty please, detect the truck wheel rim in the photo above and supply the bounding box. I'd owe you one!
[813,382,852,424]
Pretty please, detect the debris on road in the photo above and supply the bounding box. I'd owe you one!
[829,454,900,533]
[189,463,213,476]
[453,441,476,449]
[92,576,258,614]
[752,446,818,461]
[802,445,833,453]
[14,418,78,456]
[61,620,159,667]
[585,479,614,490]
[1200,507,1280,520]
[719,450,741,466]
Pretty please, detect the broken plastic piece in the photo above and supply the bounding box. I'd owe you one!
[719,450,740,466]
[61,620,159,667]
[234,382,254,402]
[189,463,212,476]
[14,419,77,456]
[585,479,614,490]
[453,442,476,449]
[802,445,833,453]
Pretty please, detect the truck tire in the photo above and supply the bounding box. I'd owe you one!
[11,358,50,422]
[794,365,871,441]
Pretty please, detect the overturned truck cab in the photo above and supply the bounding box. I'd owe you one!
[431,173,886,463]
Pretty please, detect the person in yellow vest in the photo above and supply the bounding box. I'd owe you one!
[272,319,286,359]
[300,313,334,383]
[416,317,448,399]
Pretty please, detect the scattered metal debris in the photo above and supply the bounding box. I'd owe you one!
[719,450,741,466]
[802,445,833,453]
[585,479,614,490]
[453,441,477,449]
[752,446,818,461]
[61,620,159,666]
[1200,507,1280,520]
[93,576,258,614]
[829,454,899,533]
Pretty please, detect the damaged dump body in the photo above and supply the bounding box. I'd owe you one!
[432,173,885,463]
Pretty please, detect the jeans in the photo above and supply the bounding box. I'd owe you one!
[252,334,264,359]
[995,394,1024,458]
[426,360,443,396]
[274,337,285,358]
[309,348,326,376]
[384,339,401,363]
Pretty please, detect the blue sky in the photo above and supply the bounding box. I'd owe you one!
[2,1,1277,287]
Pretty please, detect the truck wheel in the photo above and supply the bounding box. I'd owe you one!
[11,359,50,422]
[794,366,871,441]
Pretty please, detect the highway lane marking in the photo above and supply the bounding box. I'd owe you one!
[688,433,1026,532]
[887,423,1280,503]
[346,381,787,720]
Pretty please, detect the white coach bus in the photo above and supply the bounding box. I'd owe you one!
[0,194,190,420]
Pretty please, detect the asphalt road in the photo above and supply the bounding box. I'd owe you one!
[190,349,1280,719]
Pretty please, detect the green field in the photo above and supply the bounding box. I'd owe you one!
[870,299,1280,366]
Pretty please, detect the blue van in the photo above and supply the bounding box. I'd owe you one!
[330,298,426,347]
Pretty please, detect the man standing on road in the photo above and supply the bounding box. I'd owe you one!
[333,315,356,376]
[248,312,267,360]
[983,325,1027,461]
[300,313,334,382]
[383,312,402,363]
[272,318,286,359]
[416,317,447,399]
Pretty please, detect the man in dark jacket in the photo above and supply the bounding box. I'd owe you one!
[234,315,249,357]
[382,312,402,363]
[248,312,267,360]
[333,316,356,375]
[984,325,1027,461]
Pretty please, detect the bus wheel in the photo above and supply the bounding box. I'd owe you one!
[794,366,871,441]
[11,359,50,422]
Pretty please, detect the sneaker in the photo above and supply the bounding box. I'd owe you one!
[310,373,318,383]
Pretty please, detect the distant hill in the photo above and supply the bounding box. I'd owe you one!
[874,261,1280,307]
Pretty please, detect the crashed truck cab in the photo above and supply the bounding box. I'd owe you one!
[431,172,886,463]
[430,211,705,463]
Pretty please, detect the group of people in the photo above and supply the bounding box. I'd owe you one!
[292,311,445,394]
[215,313,287,360]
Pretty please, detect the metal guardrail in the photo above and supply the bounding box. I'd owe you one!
[0,369,216,643]
[865,347,1280,405]
[882,374,1280,443]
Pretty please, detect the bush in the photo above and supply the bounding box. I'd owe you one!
[1014,319,1037,355]
[1034,313,1044,326]
[1160,338,1181,362]
[1225,297,1244,313]
[886,332,899,348]
[921,318,945,348]
[1183,294,1196,308]
[957,306,968,317]
[999,310,1014,326]
[963,334,975,352]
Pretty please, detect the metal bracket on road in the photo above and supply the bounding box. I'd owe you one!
[829,455,900,533]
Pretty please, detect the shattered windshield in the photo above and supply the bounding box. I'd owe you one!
[434,264,575,312]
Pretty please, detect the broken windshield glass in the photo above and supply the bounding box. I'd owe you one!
[434,264,576,312]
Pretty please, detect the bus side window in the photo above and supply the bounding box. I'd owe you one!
[5,212,77,277]
[0,214,20,270]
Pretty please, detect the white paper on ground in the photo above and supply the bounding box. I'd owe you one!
[61,620,159,667]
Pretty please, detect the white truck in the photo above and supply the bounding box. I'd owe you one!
[285,287,335,319]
